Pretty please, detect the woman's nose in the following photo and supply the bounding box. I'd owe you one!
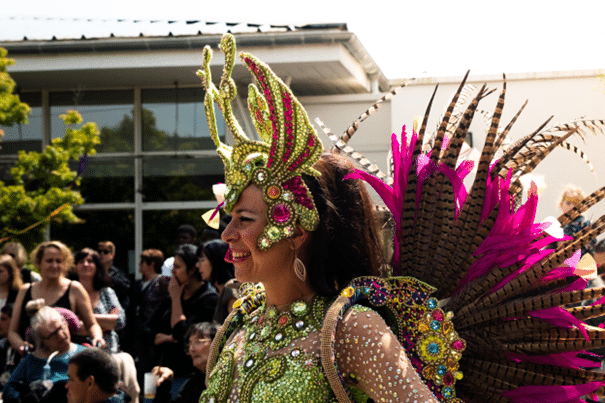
[221,221,237,243]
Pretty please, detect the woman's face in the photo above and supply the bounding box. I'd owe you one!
[173,255,191,286]
[39,246,65,279]
[221,185,293,285]
[0,265,10,286]
[188,333,212,371]
[76,254,96,280]
[196,252,212,283]
[40,317,70,354]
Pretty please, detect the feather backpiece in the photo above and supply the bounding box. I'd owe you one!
[338,75,605,402]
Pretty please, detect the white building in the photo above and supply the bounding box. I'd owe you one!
[1,17,604,273]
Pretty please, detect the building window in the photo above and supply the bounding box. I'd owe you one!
[0,92,42,155]
[50,90,134,153]
[141,87,225,152]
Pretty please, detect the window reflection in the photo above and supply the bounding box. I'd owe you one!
[0,92,42,155]
[142,87,225,151]
[50,90,134,153]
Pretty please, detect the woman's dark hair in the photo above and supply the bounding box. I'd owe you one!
[0,254,23,292]
[302,153,386,297]
[200,240,234,285]
[175,244,201,281]
[74,248,110,290]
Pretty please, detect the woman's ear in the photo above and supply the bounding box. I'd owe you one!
[289,224,310,251]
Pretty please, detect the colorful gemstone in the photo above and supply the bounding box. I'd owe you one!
[443,387,453,398]
[256,170,267,183]
[428,342,440,355]
[291,301,308,316]
[427,298,438,309]
[452,339,466,351]
[437,365,447,376]
[267,185,281,199]
[341,287,355,298]
[290,349,300,358]
[433,309,444,321]
[418,322,430,333]
[271,203,291,223]
[444,372,454,385]
[275,333,283,341]
[278,315,289,326]
[245,359,254,368]
[295,320,304,329]
[267,226,280,240]
[431,320,441,331]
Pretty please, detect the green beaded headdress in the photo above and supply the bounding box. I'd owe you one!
[198,34,323,251]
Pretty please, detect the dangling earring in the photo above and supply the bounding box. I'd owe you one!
[294,258,307,282]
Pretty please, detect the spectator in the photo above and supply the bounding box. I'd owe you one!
[145,244,217,394]
[97,241,131,311]
[151,322,218,403]
[161,225,197,276]
[74,248,125,353]
[8,241,105,355]
[1,242,42,283]
[3,306,86,402]
[124,249,167,400]
[558,184,597,255]
[0,303,15,389]
[66,347,125,403]
[196,240,237,325]
[0,254,23,309]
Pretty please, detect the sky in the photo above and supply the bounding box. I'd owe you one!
[4,0,605,79]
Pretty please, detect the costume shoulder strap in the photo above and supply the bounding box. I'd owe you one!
[321,276,465,402]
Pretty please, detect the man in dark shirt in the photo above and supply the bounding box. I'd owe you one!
[98,241,131,311]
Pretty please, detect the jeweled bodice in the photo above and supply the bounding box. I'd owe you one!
[200,296,339,403]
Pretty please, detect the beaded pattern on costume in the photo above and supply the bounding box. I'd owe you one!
[327,276,465,402]
[201,295,339,403]
[197,33,323,251]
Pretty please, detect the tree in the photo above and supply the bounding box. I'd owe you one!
[0,47,30,137]
[0,111,100,250]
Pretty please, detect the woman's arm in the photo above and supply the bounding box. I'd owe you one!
[71,281,105,348]
[95,288,126,332]
[335,307,439,403]
[7,284,31,354]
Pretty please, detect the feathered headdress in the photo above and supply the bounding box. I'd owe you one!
[198,34,323,250]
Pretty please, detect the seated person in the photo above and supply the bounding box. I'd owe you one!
[66,347,125,403]
[2,306,86,402]
[151,322,218,403]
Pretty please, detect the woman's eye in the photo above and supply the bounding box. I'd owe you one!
[239,216,254,222]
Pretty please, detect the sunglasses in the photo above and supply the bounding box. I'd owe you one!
[98,249,112,255]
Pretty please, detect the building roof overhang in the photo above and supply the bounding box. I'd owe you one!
[0,19,389,95]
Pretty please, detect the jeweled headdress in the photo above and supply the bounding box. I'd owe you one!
[198,34,323,250]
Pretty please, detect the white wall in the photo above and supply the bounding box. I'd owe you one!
[302,70,605,240]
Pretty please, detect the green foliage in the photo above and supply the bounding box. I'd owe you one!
[0,110,100,250]
[0,47,30,133]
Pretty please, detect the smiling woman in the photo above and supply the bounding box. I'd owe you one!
[197,34,438,403]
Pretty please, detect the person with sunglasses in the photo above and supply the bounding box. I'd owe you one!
[97,241,131,312]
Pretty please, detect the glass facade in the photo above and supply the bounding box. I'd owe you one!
[142,87,225,152]
[1,86,225,276]
[50,90,135,152]
[0,92,42,155]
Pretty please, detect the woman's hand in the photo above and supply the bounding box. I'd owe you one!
[154,333,176,345]
[168,275,184,300]
[152,366,174,386]
[92,336,106,349]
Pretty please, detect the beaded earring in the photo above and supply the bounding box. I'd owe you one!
[198,34,323,251]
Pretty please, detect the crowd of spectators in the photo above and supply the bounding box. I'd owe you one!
[0,218,235,402]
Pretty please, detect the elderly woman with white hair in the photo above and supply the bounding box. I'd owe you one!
[2,305,86,402]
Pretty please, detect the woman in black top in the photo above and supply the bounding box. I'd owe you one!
[144,244,217,380]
